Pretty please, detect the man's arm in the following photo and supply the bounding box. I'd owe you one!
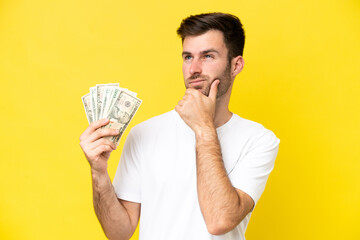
[175,81,253,235]
[80,119,140,240]
[195,125,254,235]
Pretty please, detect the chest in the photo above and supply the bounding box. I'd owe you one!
[140,127,249,188]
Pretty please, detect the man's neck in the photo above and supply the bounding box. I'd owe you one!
[213,90,232,128]
[214,107,232,128]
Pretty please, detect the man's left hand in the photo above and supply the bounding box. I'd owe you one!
[175,80,220,133]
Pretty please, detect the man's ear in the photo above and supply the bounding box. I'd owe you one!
[231,56,245,78]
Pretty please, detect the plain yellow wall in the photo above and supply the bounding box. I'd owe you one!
[1,0,359,239]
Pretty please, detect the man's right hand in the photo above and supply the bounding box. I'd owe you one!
[79,118,120,174]
[80,119,140,239]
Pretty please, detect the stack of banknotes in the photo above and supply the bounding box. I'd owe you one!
[81,83,142,146]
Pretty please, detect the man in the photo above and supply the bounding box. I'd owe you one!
[80,12,280,240]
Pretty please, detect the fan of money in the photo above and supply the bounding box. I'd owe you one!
[82,83,142,146]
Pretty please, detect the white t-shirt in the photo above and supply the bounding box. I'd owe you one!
[113,110,280,240]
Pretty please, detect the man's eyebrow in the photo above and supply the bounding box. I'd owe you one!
[182,49,220,56]
[201,49,220,55]
[182,51,192,56]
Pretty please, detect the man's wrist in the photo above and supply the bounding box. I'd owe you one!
[89,161,108,176]
[194,122,217,140]
[91,168,111,189]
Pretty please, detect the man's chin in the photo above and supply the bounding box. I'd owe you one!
[193,87,209,96]
[198,89,209,96]
[186,85,210,96]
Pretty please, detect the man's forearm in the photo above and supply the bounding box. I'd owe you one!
[195,125,243,235]
[92,171,133,240]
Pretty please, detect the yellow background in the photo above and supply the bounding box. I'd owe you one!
[1,0,359,239]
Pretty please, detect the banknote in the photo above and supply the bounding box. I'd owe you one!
[82,83,141,146]
[103,90,142,146]
[90,87,97,121]
[103,87,121,119]
[81,93,93,123]
[100,87,112,120]
[122,88,137,97]
[96,83,119,121]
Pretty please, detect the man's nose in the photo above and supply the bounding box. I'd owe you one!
[189,58,202,75]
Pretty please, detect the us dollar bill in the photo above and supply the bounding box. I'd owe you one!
[122,88,137,97]
[100,87,112,120]
[103,87,121,118]
[90,87,97,121]
[96,83,119,121]
[81,93,93,123]
[104,91,142,146]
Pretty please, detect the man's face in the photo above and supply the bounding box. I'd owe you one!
[182,30,232,98]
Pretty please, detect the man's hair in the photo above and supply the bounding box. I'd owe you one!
[176,12,245,59]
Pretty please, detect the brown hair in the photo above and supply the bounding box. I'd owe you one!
[177,12,245,60]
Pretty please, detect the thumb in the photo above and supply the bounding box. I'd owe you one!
[209,80,220,101]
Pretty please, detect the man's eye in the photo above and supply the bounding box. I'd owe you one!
[204,54,213,59]
[184,56,192,60]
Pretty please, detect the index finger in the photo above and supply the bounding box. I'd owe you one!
[80,118,109,141]
[208,79,220,101]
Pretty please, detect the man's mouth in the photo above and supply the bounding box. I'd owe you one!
[188,79,205,88]
[189,79,204,83]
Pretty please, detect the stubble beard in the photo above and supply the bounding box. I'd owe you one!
[185,61,232,98]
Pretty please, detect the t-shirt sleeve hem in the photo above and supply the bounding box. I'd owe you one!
[114,191,141,203]
[233,184,261,211]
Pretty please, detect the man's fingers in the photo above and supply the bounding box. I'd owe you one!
[93,144,114,157]
[80,118,109,141]
[90,137,117,151]
[185,88,196,94]
[209,80,220,101]
[177,99,184,107]
[80,136,116,164]
[175,104,181,114]
[87,127,120,144]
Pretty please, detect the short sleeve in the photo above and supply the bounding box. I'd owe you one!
[112,129,142,203]
[228,130,280,206]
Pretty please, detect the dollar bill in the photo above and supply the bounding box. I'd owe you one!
[103,87,121,119]
[122,88,137,97]
[90,87,97,121]
[100,87,112,119]
[82,83,142,147]
[104,91,142,146]
[96,83,119,120]
[81,93,93,123]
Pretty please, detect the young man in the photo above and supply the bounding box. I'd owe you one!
[80,13,280,240]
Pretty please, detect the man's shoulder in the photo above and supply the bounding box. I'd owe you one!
[231,113,267,131]
[230,113,279,140]
[130,110,176,135]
